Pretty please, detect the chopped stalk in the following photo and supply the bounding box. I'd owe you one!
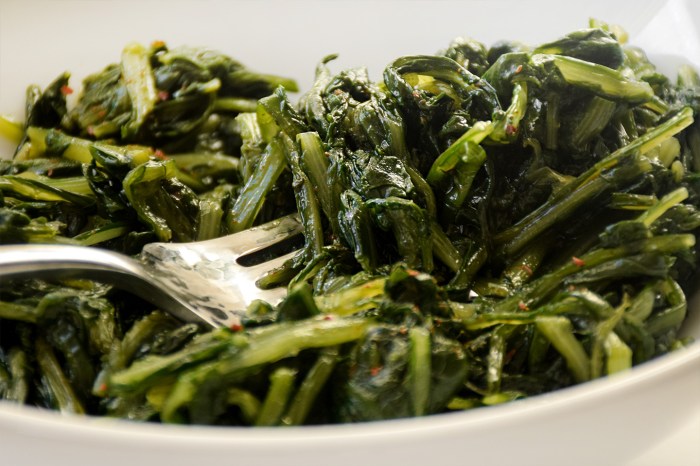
[121,42,158,138]
[36,337,86,414]
[255,367,297,426]
[536,316,590,383]
[545,54,654,104]
[228,136,287,232]
[282,346,339,425]
[604,332,632,375]
[408,327,431,416]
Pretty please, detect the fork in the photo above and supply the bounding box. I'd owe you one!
[0,214,303,328]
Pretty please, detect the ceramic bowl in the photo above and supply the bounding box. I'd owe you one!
[0,1,698,465]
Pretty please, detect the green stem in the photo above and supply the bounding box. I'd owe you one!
[36,337,85,414]
[121,42,158,138]
[408,327,431,416]
[255,367,297,426]
[228,136,288,232]
[536,316,590,383]
[282,346,339,425]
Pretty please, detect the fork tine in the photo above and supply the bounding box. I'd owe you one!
[246,250,298,278]
[196,213,303,257]
[244,250,298,302]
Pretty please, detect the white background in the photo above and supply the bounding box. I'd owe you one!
[0,1,699,465]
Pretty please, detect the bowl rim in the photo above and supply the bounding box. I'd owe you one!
[1,339,698,450]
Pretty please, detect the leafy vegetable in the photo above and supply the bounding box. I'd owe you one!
[1,23,699,427]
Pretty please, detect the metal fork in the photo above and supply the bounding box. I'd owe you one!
[0,214,303,328]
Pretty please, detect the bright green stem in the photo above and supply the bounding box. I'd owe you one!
[121,42,158,138]
[73,222,130,246]
[637,187,688,227]
[486,325,512,394]
[461,296,583,331]
[160,317,371,422]
[536,316,590,383]
[490,82,528,144]
[228,136,287,232]
[108,329,234,395]
[635,107,694,154]
[427,120,493,185]
[0,172,95,206]
[604,332,632,375]
[0,114,23,144]
[218,317,371,376]
[590,300,627,379]
[314,278,386,316]
[547,54,654,104]
[255,367,297,426]
[196,197,225,241]
[408,327,431,416]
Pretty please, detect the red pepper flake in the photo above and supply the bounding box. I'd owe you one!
[518,301,529,311]
[407,269,420,277]
[60,85,74,95]
[399,327,408,335]
[323,315,334,321]
[229,323,243,332]
[86,126,95,136]
[98,382,107,393]
[370,366,383,377]
[515,65,523,74]
[572,256,585,267]
[157,90,170,101]
[520,264,533,276]
[505,124,518,136]
[46,168,54,177]
[154,149,168,160]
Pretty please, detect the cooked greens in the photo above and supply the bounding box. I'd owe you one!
[1,23,699,426]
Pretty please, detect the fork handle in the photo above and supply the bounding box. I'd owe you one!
[0,244,208,325]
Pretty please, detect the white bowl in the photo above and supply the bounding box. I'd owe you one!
[1,1,699,465]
